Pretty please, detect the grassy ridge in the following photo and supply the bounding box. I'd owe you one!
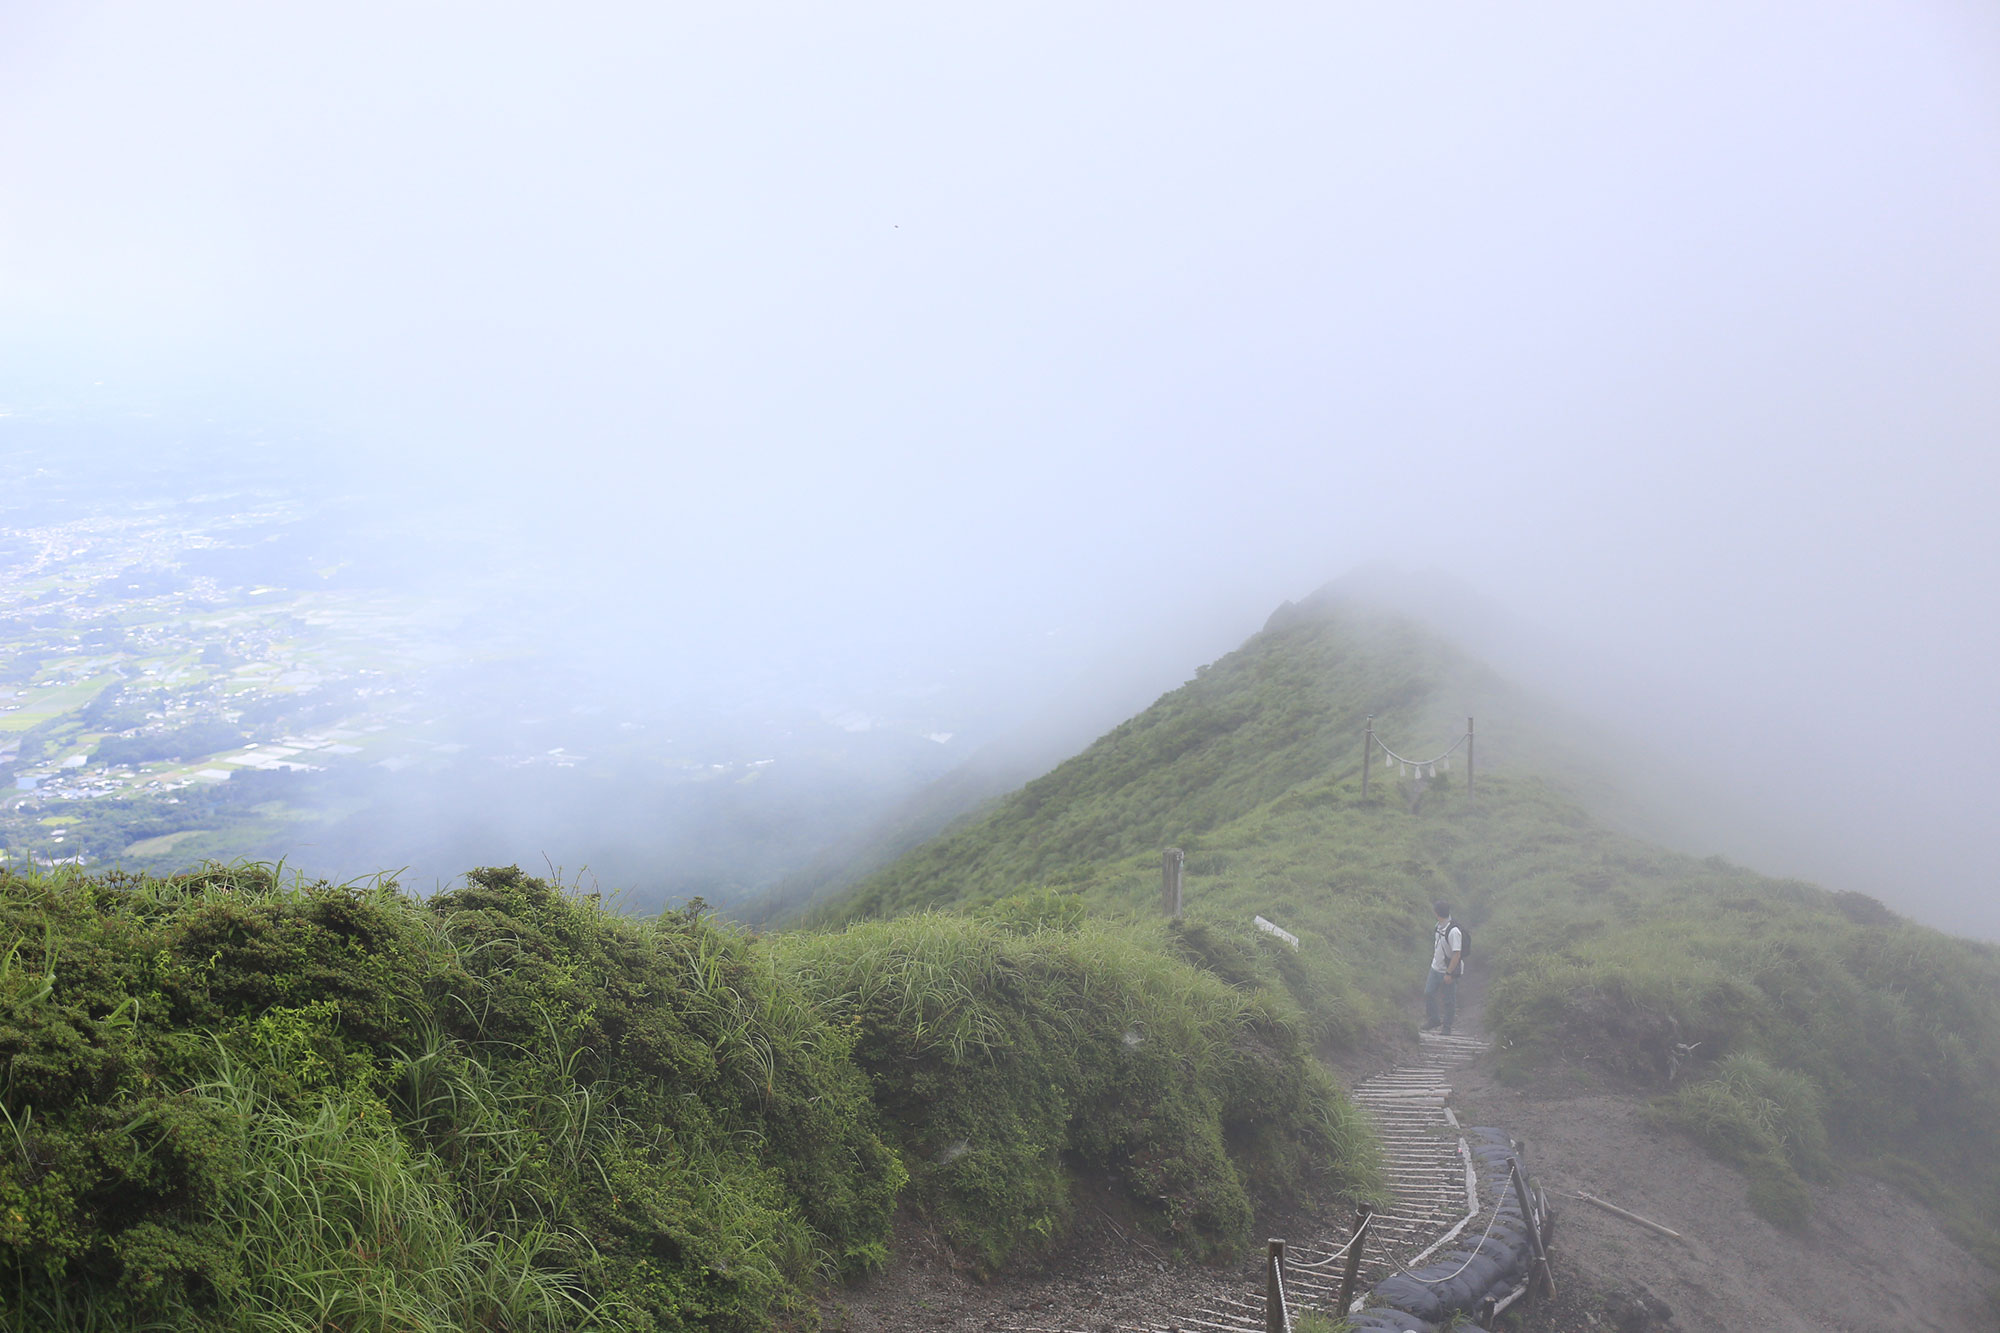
[810,596,2000,1253]
[812,598,1477,925]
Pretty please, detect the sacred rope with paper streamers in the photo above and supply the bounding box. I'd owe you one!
[1373,727,1469,781]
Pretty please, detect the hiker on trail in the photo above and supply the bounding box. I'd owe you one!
[1423,901,1462,1035]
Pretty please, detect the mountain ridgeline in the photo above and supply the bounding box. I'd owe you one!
[5,591,1998,1332]
[805,590,2000,1252]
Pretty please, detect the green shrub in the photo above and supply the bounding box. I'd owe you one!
[775,914,1378,1273]
[0,863,901,1332]
[1292,1310,1349,1332]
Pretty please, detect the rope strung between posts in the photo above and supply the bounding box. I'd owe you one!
[1279,1224,1365,1271]
[1372,729,1469,770]
[1381,1177,1514,1287]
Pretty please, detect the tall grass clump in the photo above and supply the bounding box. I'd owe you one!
[775,909,1380,1273]
[187,1059,591,1333]
[1652,1053,1830,1227]
[0,863,901,1332]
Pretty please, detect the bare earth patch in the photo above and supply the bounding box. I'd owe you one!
[1453,1065,1996,1330]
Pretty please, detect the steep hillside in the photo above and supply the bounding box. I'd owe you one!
[812,593,1499,925]
[812,590,2000,1265]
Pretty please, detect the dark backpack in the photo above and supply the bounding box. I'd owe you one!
[1438,919,1471,967]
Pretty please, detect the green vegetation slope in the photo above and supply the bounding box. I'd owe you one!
[9,588,1998,1331]
[812,591,2000,1255]
[0,855,1374,1330]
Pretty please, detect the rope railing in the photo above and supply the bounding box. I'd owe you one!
[1278,1224,1365,1270]
[1382,1175,1511,1286]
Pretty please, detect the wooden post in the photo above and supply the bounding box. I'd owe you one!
[1465,716,1475,793]
[1334,1203,1372,1316]
[1574,1191,1678,1240]
[1161,848,1184,920]
[1509,1158,1555,1301]
[1265,1239,1285,1333]
[1361,716,1373,797]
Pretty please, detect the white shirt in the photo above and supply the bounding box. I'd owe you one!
[1431,922,1463,973]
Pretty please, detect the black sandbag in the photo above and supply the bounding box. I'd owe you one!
[1430,1254,1504,1307]
[1346,1310,1437,1333]
[1462,1232,1527,1278]
[1487,1232,1530,1260]
[1482,1241,1530,1279]
[1354,1307,1491,1333]
[1369,1274,1449,1322]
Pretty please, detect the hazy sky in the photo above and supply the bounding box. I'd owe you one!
[4,5,1998,928]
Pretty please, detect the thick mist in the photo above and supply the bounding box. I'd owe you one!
[3,5,1996,931]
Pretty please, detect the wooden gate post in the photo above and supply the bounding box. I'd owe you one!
[1161,848,1184,920]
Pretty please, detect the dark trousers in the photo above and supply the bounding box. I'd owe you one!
[1425,968,1456,1029]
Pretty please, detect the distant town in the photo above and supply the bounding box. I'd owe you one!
[0,469,974,896]
[0,492,476,869]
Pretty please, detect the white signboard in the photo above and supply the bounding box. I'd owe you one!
[1252,915,1299,949]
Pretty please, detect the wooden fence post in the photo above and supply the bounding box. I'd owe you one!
[1161,848,1184,920]
[1334,1203,1372,1316]
[1466,717,1475,793]
[1509,1158,1555,1301]
[1265,1239,1285,1333]
[1362,716,1373,797]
